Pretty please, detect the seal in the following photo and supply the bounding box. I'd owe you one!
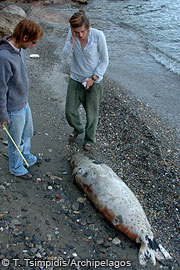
[70,153,172,266]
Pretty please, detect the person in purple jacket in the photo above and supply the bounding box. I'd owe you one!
[0,19,43,179]
[62,10,109,151]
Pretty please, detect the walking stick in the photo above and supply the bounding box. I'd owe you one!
[2,125,29,168]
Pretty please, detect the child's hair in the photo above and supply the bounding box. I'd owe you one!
[69,10,90,29]
[12,19,43,43]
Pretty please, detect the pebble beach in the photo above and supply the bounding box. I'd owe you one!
[0,1,179,270]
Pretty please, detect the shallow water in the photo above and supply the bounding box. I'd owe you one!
[89,0,180,75]
[39,0,180,137]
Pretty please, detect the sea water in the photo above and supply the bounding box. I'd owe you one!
[90,0,180,134]
[56,0,180,134]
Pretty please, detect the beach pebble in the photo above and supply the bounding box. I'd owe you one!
[112,237,121,245]
[47,234,52,241]
[77,197,87,203]
[72,202,80,211]
[11,219,22,227]
[86,215,96,224]
[96,239,104,245]
[30,247,38,254]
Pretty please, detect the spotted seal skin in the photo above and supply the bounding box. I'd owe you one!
[70,153,172,266]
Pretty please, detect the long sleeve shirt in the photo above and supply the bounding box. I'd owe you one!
[0,36,29,122]
[62,27,109,83]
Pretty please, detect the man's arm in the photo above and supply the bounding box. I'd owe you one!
[62,29,75,59]
[0,55,12,123]
[94,31,109,78]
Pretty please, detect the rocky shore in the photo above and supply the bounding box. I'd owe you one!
[0,1,179,270]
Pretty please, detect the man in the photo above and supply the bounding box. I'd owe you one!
[62,10,109,151]
[0,19,43,179]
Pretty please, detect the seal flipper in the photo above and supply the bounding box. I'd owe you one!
[153,243,172,263]
[138,242,156,266]
[138,237,172,266]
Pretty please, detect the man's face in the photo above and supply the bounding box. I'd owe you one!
[73,25,89,40]
[21,35,38,49]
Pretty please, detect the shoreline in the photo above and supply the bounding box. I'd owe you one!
[0,2,179,269]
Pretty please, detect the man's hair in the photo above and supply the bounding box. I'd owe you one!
[69,10,90,29]
[12,19,43,43]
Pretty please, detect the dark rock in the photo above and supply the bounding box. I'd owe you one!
[103,241,111,248]
[84,229,92,237]
[72,202,80,211]
[45,220,50,225]
[86,215,96,224]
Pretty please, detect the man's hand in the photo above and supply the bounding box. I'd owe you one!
[0,121,10,127]
[70,27,76,46]
[83,75,99,90]
[83,78,94,90]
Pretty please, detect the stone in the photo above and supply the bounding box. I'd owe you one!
[86,215,96,224]
[96,239,104,245]
[3,5,26,17]
[11,219,22,227]
[25,242,34,248]
[47,234,52,241]
[30,247,38,254]
[103,240,111,248]
[77,197,86,203]
[84,229,92,237]
[43,0,51,6]
[73,0,88,4]
[0,10,25,39]
[46,220,50,225]
[88,224,95,231]
[112,237,121,245]
[72,202,80,211]
[99,247,106,254]
[21,207,28,212]
[78,218,86,226]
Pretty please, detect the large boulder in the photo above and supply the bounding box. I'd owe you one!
[0,8,26,39]
[3,5,26,17]
[73,0,88,3]
[29,3,68,24]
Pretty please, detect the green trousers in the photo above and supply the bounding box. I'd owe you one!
[65,78,103,144]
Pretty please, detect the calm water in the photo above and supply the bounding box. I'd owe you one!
[55,0,180,133]
[88,0,180,75]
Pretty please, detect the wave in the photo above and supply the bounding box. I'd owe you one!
[147,44,180,75]
[117,20,180,75]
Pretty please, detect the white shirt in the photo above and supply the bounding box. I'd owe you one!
[62,27,109,83]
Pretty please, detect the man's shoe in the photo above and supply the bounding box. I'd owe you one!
[19,173,32,180]
[83,143,92,151]
[69,133,78,141]
[25,156,42,168]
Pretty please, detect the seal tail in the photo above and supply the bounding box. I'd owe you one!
[138,237,172,266]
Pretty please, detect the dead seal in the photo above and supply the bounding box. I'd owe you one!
[70,153,172,266]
